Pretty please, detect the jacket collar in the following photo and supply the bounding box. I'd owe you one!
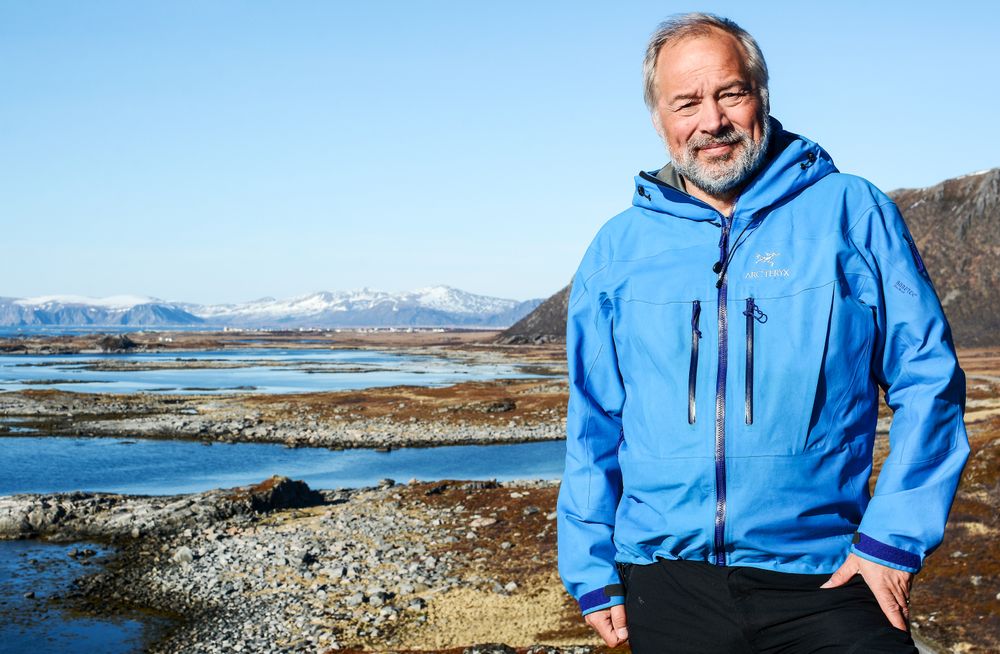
[633,117,838,224]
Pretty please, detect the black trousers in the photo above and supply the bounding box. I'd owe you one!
[622,558,918,654]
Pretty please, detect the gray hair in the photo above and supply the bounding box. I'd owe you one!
[642,13,769,115]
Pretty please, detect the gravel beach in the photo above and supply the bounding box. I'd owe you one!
[0,476,601,653]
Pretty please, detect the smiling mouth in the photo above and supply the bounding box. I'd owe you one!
[699,142,734,153]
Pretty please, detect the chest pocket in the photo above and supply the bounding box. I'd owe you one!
[603,246,719,459]
[614,296,714,459]
[732,281,873,456]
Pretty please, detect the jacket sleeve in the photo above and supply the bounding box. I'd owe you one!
[556,249,627,616]
[847,198,970,573]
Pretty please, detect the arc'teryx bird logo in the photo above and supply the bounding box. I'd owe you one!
[754,251,780,267]
[746,250,791,280]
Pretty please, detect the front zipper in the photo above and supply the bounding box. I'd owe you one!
[638,170,779,567]
[688,300,702,424]
[713,216,731,567]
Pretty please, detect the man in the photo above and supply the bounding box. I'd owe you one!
[557,13,969,653]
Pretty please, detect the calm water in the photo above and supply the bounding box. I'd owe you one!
[0,436,565,496]
[0,348,538,394]
[0,540,169,654]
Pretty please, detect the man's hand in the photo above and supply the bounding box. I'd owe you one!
[584,603,629,648]
[821,552,914,631]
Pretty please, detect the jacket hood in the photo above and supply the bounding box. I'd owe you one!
[633,117,838,222]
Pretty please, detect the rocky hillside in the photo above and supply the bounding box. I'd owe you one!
[891,169,999,347]
[506,168,999,347]
[496,284,570,344]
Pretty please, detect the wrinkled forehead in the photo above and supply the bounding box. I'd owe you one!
[655,30,752,97]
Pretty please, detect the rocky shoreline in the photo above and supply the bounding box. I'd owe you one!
[0,329,565,362]
[0,376,568,450]
[1,476,599,654]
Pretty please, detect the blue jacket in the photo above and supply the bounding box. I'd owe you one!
[556,119,970,616]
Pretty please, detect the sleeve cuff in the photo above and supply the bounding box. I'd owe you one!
[852,533,921,573]
[579,584,626,616]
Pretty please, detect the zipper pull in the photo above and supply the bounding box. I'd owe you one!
[715,217,733,288]
[718,217,731,248]
[743,299,767,323]
[688,299,702,425]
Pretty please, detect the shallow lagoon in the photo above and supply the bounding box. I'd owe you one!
[0,436,565,496]
[0,348,540,394]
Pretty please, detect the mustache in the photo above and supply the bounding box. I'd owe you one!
[688,129,749,150]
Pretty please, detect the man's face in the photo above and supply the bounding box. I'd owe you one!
[652,30,769,198]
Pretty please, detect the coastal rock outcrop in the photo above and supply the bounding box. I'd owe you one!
[0,476,324,541]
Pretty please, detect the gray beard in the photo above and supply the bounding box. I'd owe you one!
[670,118,771,198]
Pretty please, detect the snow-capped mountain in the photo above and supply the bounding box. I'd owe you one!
[0,286,542,329]
[1,295,203,327]
[184,286,540,328]
[14,294,160,310]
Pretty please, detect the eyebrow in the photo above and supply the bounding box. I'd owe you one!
[667,80,752,105]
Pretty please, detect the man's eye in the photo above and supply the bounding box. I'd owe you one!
[675,102,699,116]
[720,90,750,105]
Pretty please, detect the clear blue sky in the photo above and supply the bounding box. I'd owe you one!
[3,1,997,304]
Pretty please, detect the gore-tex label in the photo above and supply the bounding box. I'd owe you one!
[894,280,917,297]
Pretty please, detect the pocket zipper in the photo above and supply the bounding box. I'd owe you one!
[743,298,767,424]
[903,233,927,275]
[688,300,702,424]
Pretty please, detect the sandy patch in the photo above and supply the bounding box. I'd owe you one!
[391,572,595,650]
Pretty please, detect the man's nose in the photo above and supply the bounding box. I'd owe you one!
[698,98,730,134]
